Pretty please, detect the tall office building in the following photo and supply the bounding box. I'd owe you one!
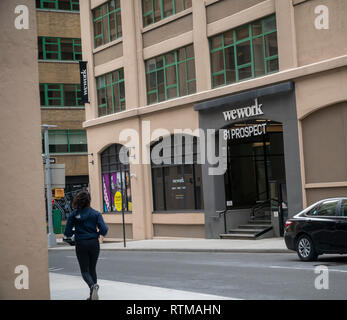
[36,0,89,202]
[79,0,347,240]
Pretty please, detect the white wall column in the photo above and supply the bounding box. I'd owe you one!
[275,0,298,70]
[192,0,212,92]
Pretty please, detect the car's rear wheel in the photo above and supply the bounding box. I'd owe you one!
[296,235,318,261]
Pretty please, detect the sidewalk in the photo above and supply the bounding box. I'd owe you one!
[50,273,236,300]
[50,237,290,253]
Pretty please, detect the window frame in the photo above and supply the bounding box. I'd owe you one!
[96,68,125,117]
[150,135,204,212]
[36,0,80,11]
[209,15,279,88]
[145,45,196,105]
[92,0,122,49]
[40,83,83,107]
[142,0,192,27]
[72,39,82,61]
[305,199,340,218]
[44,129,88,154]
[39,37,82,61]
[340,199,347,217]
[100,144,132,213]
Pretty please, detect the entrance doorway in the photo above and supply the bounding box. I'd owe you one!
[224,120,286,212]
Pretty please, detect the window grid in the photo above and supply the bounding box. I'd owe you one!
[72,39,82,61]
[44,130,87,154]
[37,0,80,11]
[70,0,79,10]
[40,0,58,9]
[210,15,278,88]
[41,83,82,107]
[39,37,82,61]
[142,0,192,27]
[145,45,196,105]
[93,1,122,48]
[96,69,125,117]
[42,37,61,60]
[46,84,63,106]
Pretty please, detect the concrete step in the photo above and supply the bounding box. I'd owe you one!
[229,229,264,234]
[239,224,272,229]
[220,233,256,240]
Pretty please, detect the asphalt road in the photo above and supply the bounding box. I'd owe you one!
[49,250,347,299]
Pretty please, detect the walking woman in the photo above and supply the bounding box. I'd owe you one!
[64,191,108,300]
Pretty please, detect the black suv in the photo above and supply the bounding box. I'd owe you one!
[284,197,347,261]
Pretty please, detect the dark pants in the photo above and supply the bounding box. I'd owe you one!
[75,238,100,289]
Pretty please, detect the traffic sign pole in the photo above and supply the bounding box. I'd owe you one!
[122,194,126,248]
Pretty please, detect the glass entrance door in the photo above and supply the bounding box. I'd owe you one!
[224,120,286,209]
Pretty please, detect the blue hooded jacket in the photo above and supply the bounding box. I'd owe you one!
[64,207,108,242]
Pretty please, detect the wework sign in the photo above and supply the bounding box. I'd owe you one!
[224,123,267,140]
[223,98,264,121]
[79,61,89,104]
[222,98,267,140]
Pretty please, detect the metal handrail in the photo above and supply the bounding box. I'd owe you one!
[216,209,230,234]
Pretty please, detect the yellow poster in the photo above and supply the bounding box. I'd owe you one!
[55,188,64,198]
[114,191,122,212]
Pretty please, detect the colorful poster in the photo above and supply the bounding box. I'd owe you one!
[110,172,117,211]
[114,191,122,212]
[102,173,111,212]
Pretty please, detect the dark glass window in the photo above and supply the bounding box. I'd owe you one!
[36,0,80,11]
[44,130,87,154]
[145,45,196,105]
[38,37,82,61]
[142,0,192,27]
[60,38,74,60]
[210,15,278,88]
[308,200,339,217]
[93,0,122,48]
[341,200,347,217]
[96,68,125,117]
[151,135,204,212]
[40,83,82,107]
[100,144,132,213]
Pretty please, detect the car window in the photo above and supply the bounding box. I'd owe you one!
[341,200,347,217]
[311,200,339,216]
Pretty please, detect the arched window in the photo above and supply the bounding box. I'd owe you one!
[101,144,132,213]
[151,134,204,212]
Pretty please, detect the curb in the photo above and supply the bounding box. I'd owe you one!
[101,248,292,253]
[49,247,292,254]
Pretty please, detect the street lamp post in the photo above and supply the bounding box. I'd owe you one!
[42,124,57,248]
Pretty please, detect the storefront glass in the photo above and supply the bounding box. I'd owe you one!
[101,144,132,213]
[151,135,203,212]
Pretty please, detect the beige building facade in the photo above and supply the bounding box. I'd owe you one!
[0,0,50,299]
[79,0,347,240]
[36,0,89,201]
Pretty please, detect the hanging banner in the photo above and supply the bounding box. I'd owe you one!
[79,61,89,103]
